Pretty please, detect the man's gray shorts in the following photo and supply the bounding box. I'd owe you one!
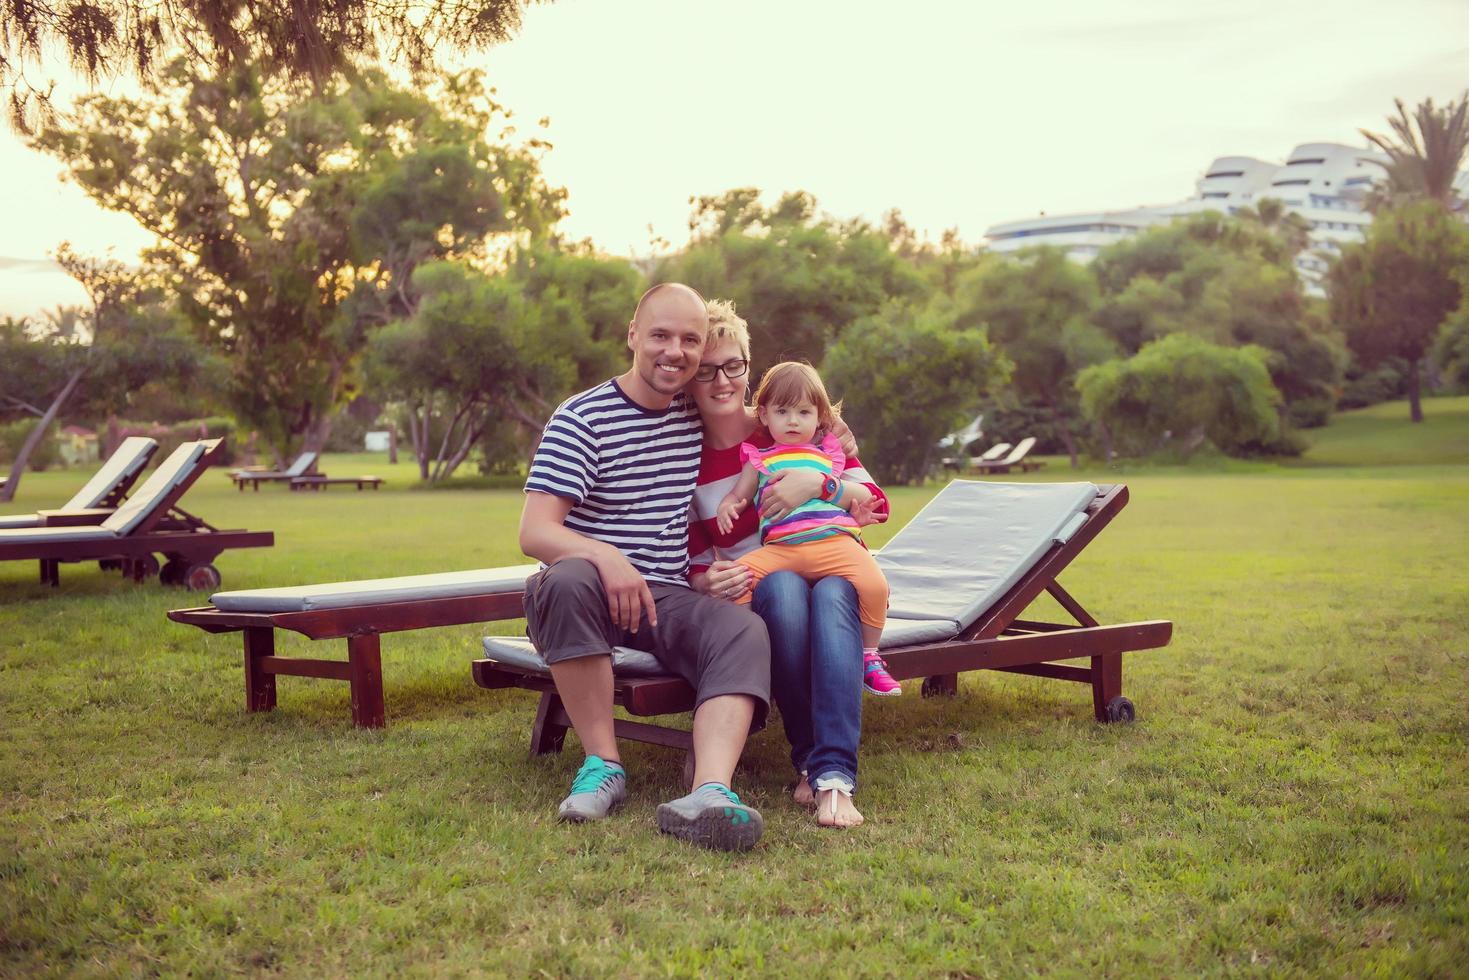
[523,558,771,730]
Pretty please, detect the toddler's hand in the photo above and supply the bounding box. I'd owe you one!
[717,497,747,536]
[849,495,882,527]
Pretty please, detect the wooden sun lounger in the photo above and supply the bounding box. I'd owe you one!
[973,436,1046,474]
[473,483,1170,757]
[1,439,273,590]
[0,437,159,530]
[232,452,320,490]
[289,475,384,491]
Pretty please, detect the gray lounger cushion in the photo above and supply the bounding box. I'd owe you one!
[210,564,540,612]
[481,635,670,678]
[102,442,208,536]
[0,524,118,543]
[284,452,318,477]
[877,617,961,651]
[65,436,158,510]
[0,436,157,529]
[877,480,1098,628]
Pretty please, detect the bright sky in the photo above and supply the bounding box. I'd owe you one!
[1,0,1465,317]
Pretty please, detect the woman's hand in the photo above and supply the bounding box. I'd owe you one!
[701,560,752,602]
[759,469,824,522]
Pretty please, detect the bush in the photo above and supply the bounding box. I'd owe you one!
[1338,359,1408,409]
[0,419,60,471]
[107,417,239,462]
[1076,334,1284,459]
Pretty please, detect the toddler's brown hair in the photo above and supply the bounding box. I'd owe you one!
[751,361,841,434]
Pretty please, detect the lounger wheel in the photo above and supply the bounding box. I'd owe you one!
[182,563,222,592]
[159,559,187,586]
[1104,696,1136,724]
[126,554,160,582]
[98,558,123,572]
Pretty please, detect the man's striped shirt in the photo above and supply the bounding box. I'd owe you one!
[525,379,703,587]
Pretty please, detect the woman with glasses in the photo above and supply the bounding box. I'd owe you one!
[686,299,888,828]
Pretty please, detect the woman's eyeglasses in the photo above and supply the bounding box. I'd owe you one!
[692,358,750,383]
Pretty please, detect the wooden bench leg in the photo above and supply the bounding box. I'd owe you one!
[348,634,386,728]
[244,627,277,713]
[39,559,59,587]
[1091,652,1123,722]
[529,691,569,756]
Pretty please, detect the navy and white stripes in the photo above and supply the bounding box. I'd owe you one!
[525,380,703,586]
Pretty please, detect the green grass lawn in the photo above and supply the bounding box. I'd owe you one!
[2,401,1467,975]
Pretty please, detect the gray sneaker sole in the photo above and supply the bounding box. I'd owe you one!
[559,799,623,823]
[655,802,764,852]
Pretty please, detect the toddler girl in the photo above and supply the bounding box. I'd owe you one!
[716,362,899,696]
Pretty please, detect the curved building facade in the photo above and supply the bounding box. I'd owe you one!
[982,142,1457,292]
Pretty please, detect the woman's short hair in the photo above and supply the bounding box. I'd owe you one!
[704,298,751,359]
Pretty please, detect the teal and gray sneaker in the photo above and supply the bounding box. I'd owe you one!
[558,755,627,823]
[656,782,763,852]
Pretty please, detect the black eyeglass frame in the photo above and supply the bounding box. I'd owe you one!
[692,358,750,383]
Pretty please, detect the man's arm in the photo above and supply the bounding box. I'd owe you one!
[519,491,657,632]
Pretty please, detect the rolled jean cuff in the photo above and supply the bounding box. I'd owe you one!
[811,767,857,794]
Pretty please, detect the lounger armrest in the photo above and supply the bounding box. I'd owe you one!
[39,508,114,527]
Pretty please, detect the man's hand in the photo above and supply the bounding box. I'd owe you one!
[759,468,825,522]
[590,549,657,633]
[701,560,752,601]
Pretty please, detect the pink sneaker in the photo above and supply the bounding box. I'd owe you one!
[863,651,902,696]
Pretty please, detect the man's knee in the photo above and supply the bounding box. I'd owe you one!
[534,557,604,608]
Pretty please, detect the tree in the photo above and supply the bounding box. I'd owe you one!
[33,60,565,462]
[367,248,642,481]
[951,247,1114,467]
[1433,305,1469,391]
[1075,334,1284,460]
[0,250,203,501]
[1090,211,1341,426]
[1,0,538,130]
[657,189,924,374]
[1327,201,1469,422]
[823,300,1009,485]
[1361,93,1469,212]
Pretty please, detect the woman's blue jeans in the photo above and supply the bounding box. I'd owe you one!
[752,571,863,790]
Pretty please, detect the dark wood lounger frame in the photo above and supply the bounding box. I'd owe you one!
[4,439,274,589]
[167,483,1171,745]
[289,476,383,491]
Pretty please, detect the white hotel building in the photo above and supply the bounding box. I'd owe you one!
[983,142,1469,289]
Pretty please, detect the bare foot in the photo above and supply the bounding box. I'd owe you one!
[792,774,815,808]
[816,789,864,828]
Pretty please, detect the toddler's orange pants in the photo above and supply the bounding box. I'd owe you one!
[733,534,888,631]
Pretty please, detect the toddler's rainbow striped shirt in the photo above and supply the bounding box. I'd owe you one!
[741,433,863,547]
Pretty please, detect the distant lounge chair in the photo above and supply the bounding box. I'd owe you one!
[232,452,320,491]
[0,439,273,590]
[289,475,384,492]
[941,442,1012,473]
[973,436,1045,474]
[0,437,158,530]
[471,480,1171,754]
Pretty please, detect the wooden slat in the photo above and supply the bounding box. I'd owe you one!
[884,620,1172,682]
[258,656,352,680]
[993,662,1092,683]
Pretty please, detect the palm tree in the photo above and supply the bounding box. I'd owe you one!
[1236,197,1312,254]
[1361,93,1469,212]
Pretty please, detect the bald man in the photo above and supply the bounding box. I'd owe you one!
[518,282,770,851]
